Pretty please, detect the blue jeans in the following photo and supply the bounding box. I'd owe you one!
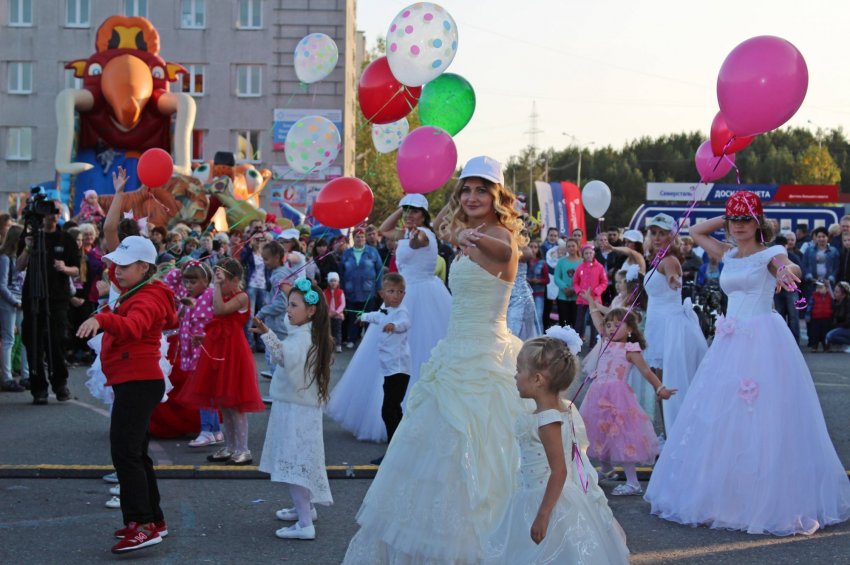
[773,290,800,343]
[534,295,545,334]
[0,303,16,382]
[199,408,220,433]
[245,286,268,347]
[826,327,850,346]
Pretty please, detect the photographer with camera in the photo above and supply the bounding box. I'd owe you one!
[16,191,80,405]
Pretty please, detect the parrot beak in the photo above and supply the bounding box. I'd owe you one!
[101,54,153,130]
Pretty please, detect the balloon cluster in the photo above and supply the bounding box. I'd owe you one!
[696,36,808,181]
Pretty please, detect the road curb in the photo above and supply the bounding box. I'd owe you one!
[0,464,378,480]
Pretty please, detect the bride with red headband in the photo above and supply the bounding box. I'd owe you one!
[645,191,850,536]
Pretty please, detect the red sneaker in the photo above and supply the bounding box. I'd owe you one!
[115,520,168,539]
[111,523,162,553]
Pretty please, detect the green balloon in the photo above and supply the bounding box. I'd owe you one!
[418,73,476,136]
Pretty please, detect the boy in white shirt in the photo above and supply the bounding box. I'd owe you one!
[358,272,411,465]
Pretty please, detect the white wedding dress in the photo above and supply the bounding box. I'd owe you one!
[326,228,452,443]
[342,256,524,564]
[645,245,850,535]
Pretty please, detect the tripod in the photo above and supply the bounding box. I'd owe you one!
[23,220,56,389]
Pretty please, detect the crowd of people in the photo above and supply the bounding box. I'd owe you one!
[2,163,850,557]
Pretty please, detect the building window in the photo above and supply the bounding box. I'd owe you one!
[236,65,261,97]
[8,62,33,94]
[66,0,90,27]
[9,0,33,26]
[192,130,205,161]
[237,0,261,29]
[234,130,261,162]
[180,65,205,96]
[6,127,33,161]
[64,67,83,90]
[181,0,205,29]
[124,0,147,17]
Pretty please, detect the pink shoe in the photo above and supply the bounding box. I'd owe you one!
[212,432,224,444]
[188,432,216,448]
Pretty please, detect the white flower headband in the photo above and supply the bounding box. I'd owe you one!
[624,264,640,282]
[545,325,582,356]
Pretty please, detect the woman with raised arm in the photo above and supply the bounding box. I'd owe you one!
[645,191,850,536]
[343,156,526,564]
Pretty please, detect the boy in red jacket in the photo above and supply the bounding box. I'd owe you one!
[806,280,833,352]
[77,236,178,554]
[573,243,608,344]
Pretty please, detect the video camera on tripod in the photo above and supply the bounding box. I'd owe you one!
[22,185,60,231]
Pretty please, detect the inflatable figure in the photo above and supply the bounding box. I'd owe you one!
[207,177,293,231]
[98,175,210,229]
[55,15,196,208]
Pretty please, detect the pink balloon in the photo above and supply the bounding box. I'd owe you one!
[717,35,808,137]
[695,140,735,182]
[396,126,458,194]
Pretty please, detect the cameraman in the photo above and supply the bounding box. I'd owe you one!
[16,199,80,405]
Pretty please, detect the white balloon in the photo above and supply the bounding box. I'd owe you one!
[371,118,409,154]
[294,33,339,84]
[582,180,612,219]
[386,3,458,87]
[284,116,341,174]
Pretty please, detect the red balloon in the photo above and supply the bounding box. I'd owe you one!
[358,57,421,125]
[137,148,174,188]
[313,177,374,229]
[710,112,755,157]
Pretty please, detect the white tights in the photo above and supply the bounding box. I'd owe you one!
[221,409,249,453]
[288,483,314,527]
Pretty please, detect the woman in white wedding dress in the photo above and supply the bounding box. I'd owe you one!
[645,191,850,535]
[342,156,527,564]
[326,194,452,442]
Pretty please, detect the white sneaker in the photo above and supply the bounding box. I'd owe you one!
[335,346,342,353]
[105,496,121,509]
[275,523,315,540]
[345,342,354,349]
[103,472,119,484]
[188,431,217,448]
[109,485,121,496]
[275,506,318,522]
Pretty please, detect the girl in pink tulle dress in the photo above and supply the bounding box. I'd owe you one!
[579,305,675,496]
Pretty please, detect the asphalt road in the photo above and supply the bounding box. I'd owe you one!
[1,346,848,564]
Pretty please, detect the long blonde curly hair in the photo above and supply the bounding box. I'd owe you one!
[438,177,528,247]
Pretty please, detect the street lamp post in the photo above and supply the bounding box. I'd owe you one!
[562,133,594,188]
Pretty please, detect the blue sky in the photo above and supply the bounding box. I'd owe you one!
[356,0,850,165]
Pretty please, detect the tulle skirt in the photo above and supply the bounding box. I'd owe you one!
[645,312,850,535]
[580,381,659,465]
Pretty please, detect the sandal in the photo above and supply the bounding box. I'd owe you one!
[612,483,643,496]
[188,432,216,448]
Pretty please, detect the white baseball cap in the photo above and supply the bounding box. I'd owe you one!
[459,155,504,185]
[623,229,643,243]
[646,213,676,232]
[399,193,429,212]
[327,271,340,282]
[104,236,157,265]
[278,228,300,240]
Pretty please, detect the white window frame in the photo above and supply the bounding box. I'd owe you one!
[181,0,205,29]
[234,130,262,163]
[8,62,33,94]
[9,0,33,27]
[124,0,148,18]
[65,0,90,28]
[192,129,205,162]
[180,64,205,96]
[6,127,33,161]
[236,65,262,97]
[237,0,262,29]
[64,67,83,90]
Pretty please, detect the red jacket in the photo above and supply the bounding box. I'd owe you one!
[95,280,178,386]
[809,291,833,321]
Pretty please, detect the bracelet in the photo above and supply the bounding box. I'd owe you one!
[655,385,666,394]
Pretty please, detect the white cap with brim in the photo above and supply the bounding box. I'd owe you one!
[459,155,504,185]
[646,213,676,232]
[278,228,300,240]
[623,229,643,243]
[327,271,340,282]
[399,193,429,212]
[103,236,157,265]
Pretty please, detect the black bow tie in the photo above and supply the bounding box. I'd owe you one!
[379,308,388,314]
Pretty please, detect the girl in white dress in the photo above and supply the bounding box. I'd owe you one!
[645,191,850,535]
[326,194,452,442]
[484,326,629,564]
[342,156,526,564]
[642,213,707,435]
[253,279,335,541]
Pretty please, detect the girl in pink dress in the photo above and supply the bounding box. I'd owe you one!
[579,304,675,496]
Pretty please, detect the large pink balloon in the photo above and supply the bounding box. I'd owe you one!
[717,36,808,137]
[695,140,735,182]
[396,126,457,194]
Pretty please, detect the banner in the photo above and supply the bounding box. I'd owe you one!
[646,182,838,203]
[272,108,343,152]
[561,181,586,240]
[549,182,567,236]
[534,181,555,234]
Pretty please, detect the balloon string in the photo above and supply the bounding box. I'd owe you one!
[344,247,392,317]
[357,85,409,133]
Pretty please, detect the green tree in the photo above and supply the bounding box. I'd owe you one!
[792,144,841,184]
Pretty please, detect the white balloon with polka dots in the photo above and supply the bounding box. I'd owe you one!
[385,3,458,87]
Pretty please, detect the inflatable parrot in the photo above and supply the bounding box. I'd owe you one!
[55,15,196,209]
